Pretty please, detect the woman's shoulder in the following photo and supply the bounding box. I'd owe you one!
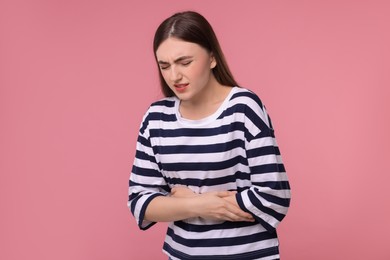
[141,96,177,122]
[141,96,176,115]
[138,96,177,133]
[149,96,176,109]
[231,86,273,132]
[231,86,264,109]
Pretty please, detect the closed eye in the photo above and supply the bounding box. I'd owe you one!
[181,60,192,66]
[158,62,170,70]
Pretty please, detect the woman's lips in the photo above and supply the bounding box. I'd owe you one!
[174,83,189,92]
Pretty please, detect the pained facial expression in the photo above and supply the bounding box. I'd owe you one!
[155,37,216,101]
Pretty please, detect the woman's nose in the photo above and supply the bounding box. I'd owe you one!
[169,67,182,82]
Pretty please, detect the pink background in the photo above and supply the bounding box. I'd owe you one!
[1,0,389,259]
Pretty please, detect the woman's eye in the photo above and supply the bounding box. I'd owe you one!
[160,66,170,70]
[181,61,192,66]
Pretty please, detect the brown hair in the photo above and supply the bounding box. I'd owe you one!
[153,11,238,97]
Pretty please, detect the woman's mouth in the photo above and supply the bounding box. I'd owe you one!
[174,83,189,92]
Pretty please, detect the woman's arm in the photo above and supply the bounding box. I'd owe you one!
[237,96,291,232]
[144,187,254,222]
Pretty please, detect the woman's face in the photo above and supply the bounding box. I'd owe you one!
[155,37,216,102]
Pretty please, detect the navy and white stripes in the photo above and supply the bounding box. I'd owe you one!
[128,87,291,259]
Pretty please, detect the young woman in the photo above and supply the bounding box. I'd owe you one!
[128,11,291,260]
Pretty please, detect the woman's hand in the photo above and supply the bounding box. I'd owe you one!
[170,186,254,222]
[194,191,254,222]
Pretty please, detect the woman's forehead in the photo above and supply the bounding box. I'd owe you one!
[156,38,205,61]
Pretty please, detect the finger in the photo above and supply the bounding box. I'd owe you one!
[226,204,254,221]
[171,186,189,193]
[216,191,236,198]
[225,212,254,222]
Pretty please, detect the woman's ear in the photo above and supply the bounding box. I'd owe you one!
[210,53,217,69]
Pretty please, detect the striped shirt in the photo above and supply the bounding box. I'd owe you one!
[128,87,291,260]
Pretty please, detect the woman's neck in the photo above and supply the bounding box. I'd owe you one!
[179,80,233,120]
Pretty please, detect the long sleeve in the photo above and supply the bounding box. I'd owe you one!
[128,113,169,230]
[236,96,291,232]
[127,90,289,259]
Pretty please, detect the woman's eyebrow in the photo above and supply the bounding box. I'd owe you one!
[174,56,193,62]
[158,56,193,64]
[157,60,170,65]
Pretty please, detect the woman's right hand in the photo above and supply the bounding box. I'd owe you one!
[192,191,255,222]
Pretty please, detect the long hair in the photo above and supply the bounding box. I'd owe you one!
[153,11,238,97]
